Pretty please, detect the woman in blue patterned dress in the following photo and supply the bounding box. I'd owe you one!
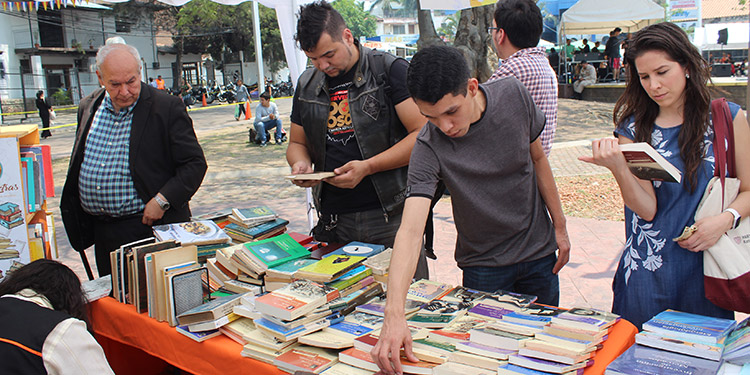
[580,22,749,329]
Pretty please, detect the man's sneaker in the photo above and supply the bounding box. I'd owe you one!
[235,116,240,121]
[260,141,268,147]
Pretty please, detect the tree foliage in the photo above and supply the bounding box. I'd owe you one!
[333,0,377,39]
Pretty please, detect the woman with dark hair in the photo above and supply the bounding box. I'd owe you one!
[580,22,749,329]
[35,90,52,139]
[0,259,113,374]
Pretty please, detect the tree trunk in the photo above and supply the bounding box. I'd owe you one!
[173,36,184,91]
[416,8,444,50]
[452,5,494,82]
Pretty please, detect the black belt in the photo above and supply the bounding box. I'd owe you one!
[91,213,142,223]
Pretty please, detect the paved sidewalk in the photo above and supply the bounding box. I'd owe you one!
[39,96,625,312]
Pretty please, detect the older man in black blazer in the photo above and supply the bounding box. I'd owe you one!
[61,42,207,277]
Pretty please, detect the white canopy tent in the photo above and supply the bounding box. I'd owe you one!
[559,0,665,37]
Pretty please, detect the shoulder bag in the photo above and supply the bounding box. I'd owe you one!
[694,98,750,313]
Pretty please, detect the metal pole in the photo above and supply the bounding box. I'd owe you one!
[27,10,34,47]
[101,14,106,44]
[20,68,28,122]
[74,66,83,103]
[253,1,265,94]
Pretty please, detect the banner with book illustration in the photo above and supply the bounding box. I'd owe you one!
[0,136,30,281]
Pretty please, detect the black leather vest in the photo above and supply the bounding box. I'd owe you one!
[296,46,409,216]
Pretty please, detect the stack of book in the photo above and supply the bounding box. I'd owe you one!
[407,286,491,329]
[153,220,232,247]
[176,293,245,340]
[223,206,289,242]
[632,309,740,362]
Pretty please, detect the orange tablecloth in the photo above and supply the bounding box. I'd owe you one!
[90,297,283,375]
[584,319,637,374]
[90,297,636,375]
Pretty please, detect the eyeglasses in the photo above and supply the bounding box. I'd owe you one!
[487,27,499,34]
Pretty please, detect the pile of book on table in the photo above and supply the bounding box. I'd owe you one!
[152,218,232,261]
[606,309,750,374]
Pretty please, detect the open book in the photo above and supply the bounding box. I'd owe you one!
[619,143,682,183]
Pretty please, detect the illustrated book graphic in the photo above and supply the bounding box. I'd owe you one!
[619,142,682,183]
[0,136,30,281]
[153,220,231,246]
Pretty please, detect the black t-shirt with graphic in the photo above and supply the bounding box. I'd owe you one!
[291,54,411,214]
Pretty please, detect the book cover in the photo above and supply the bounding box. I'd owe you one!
[241,342,299,365]
[266,258,319,280]
[338,347,437,375]
[635,331,724,361]
[642,309,736,344]
[299,311,384,348]
[170,268,207,324]
[553,307,620,331]
[151,245,199,322]
[407,279,453,303]
[176,325,221,342]
[176,293,243,326]
[605,344,722,375]
[470,326,531,350]
[273,346,339,374]
[255,313,343,342]
[468,303,514,320]
[254,279,340,321]
[455,341,516,360]
[487,320,544,336]
[429,316,487,344]
[361,247,392,275]
[518,346,594,366]
[619,142,682,183]
[355,293,423,317]
[508,354,590,374]
[482,290,538,311]
[242,233,310,269]
[324,241,386,258]
[498,363,583,375]
[153,220,231,246]
[232,206,277,224]
[295,254,367,283]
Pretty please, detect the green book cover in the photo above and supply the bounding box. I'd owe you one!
[242,233,310,268]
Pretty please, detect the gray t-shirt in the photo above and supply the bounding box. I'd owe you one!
[407,77,556,268]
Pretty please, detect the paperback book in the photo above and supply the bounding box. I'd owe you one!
[642,309,736,344]
[153,220,231,246]
[619,142,682,183]
[294,254,367,283]
[242,233,310,270]
[254,279,340,321]
[605,344,722,375]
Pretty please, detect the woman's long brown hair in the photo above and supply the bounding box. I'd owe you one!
[613,22,712,192]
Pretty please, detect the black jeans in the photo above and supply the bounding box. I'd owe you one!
[92,214,153,277]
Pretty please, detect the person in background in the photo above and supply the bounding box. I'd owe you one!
[60,41,207,277]
[580,22,749,329]
[578,38,591,53]
[155,75,165,90]
[488,0,558,155]
[234,79,249,121]
[0,259,114,374]
[564,38,576,61]
[371,45,569,374]
[605,27,625,82]
[592,41,602,53]
[287,0,429,280]
[148,77,157,89]
[253,92,284,147]
[572,60,597,100]
[548,48,560,75]
[35,90,52,139]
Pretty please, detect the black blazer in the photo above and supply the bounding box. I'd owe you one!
[60,83,207,252]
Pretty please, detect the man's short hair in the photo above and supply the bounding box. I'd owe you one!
[96,43,141,72]
[260,92,271,101]
[581,60,587,64]
[407,46,469,104]
[614,27,622,33]
[494,0,543,49]
[295,0,347,52]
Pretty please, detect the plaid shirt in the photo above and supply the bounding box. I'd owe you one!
[79,94,145,217]
[489,47,558,155]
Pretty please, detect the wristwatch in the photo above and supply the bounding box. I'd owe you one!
[154,195,171,211]
[725,208,741,230]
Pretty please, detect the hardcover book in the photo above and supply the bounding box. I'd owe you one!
[619,142,682,183]
[605,344,722,375]
[642,309,736,344]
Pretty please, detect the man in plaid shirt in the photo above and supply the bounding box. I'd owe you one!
[488,0,558,156]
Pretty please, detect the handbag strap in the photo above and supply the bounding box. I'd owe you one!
[710,98,735,208]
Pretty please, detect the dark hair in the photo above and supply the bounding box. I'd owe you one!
[295,1,347,52]
[493,0,542,49]
[583,39,588,43]
[36,90,44,99]
[259,92,271,101]
[407,46,470,104]
[614,27,622,33]
[581,60,588,64]
[614,22,711,192]
[0,260,90,326]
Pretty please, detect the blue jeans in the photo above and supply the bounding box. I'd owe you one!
[254,119,283,142]
[462,253,559,306]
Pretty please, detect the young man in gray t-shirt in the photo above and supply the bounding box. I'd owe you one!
[371,45,570,374]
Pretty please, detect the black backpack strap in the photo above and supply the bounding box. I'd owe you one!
[367,50,400,97]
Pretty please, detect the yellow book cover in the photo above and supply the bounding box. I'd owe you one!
[295,254,366,283]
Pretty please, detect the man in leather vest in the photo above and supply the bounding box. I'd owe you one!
[287,0,428,279]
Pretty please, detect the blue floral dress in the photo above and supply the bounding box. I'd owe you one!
[612,103,740,330]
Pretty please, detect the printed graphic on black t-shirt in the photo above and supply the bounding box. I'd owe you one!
[320,65,380,215]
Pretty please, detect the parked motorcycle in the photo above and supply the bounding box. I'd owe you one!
[271,81,293,97]
[221,82,236,103]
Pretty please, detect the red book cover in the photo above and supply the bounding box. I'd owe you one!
[40,145,54,197]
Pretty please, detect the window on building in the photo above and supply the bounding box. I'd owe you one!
[409,24,416,34]
[20,60,31,74]
[115,19,132,33]
[392,25,405,34]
